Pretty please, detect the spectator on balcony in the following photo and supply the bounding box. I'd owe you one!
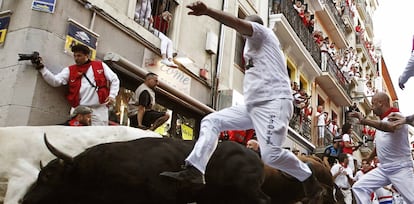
[293,89,309,120]
[348,102,360,113]
[135,0,153,28]
[307,14,315,33]
[328,117,339,136]
[152,0,178,68]
[291,81,299,95]
[320,37,329,71]
[328,42,336,56]
[293,0,302,13]
[366,80,375,96]
[316,105,328,146]
[270,0,281,14]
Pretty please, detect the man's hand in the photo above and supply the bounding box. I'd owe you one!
[186,1,208,16]
[388,112,406,128]
[105,97,115,105]
[398,77,405,90]
[348,111,364,123]
[33,57,44,70]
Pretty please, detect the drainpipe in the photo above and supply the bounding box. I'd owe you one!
[212,0,227,110]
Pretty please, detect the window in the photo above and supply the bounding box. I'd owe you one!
[134,0,177,36]
[234,9,246,70]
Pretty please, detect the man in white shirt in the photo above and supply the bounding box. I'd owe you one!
[349,92,414,204]
[34,44,120,126]
[331,153,354,204]
[160,1,325,202]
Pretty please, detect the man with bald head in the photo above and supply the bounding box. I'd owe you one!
[161,1,325,201]
[349,92,414,204]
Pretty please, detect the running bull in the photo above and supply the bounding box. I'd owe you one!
[22,136,268,204]
[0,126,161,204]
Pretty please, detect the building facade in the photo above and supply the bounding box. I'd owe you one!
[0,0,397,154]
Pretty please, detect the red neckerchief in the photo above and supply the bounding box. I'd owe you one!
[340,162,348,168]
[380,107,399,120]
[69,118,84,126]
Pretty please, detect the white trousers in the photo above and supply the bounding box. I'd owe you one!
[185,99,312,181]
[70,104,108,126]
[154,30,173,59]
[340,188,353,204]
[352,161,414,204]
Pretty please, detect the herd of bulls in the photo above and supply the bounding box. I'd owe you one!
[0,126,344,204]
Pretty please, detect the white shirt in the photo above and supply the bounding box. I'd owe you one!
[39,61,120,107]
[399,52,414,86]
[353,170,365,182]
[331,163,353,188]
[316,111,326,126]
[243,22,292,105]
[375,115,412,165]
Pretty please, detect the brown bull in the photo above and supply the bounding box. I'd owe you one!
[262,155,345,204]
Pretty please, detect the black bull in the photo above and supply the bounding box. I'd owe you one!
[22,136,341,204]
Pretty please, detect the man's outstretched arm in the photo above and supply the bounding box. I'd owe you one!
[186,1,253,36]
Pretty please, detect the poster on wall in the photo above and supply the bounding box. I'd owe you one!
[64,20,99,60]
[32,0,56,13]
[0,15,10,46]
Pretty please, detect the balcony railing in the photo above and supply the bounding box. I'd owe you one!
[325,0,347,34]
[290,114,312,142]
[315,126,335,147]
[325,53,351,95]
[278,0,321,67]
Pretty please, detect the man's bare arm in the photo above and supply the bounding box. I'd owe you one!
[186,1,253,36]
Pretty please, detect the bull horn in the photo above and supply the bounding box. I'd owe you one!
[43,133,74,164]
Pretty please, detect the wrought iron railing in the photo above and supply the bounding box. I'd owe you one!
[278,0,321,67]
[325,0,347,34]
[289,113,312,142]
[325,54,351,96]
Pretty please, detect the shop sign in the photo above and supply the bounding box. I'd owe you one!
[32,0,56,13]
[181,124,193,140]
[0,15,10,45]
[64,20,99,60]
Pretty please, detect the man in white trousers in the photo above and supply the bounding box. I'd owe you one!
[349,92,414,204]
[160,1,325,201]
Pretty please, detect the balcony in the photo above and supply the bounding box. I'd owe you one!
[355,0,374,37]
[314,0,348,49]
[268,0,321,79]
[356,37,376,70]
[342,4,355,33]
[288,115,315,150]
[315,54,352,106]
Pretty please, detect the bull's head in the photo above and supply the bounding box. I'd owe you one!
[21,134,75,204]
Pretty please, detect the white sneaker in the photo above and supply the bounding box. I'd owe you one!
[161,59,178,68]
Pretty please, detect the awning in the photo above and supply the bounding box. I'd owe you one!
[103,52,215,115]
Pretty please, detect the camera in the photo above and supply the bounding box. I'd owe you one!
[18,51,44,69]
[18,51,40,63]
